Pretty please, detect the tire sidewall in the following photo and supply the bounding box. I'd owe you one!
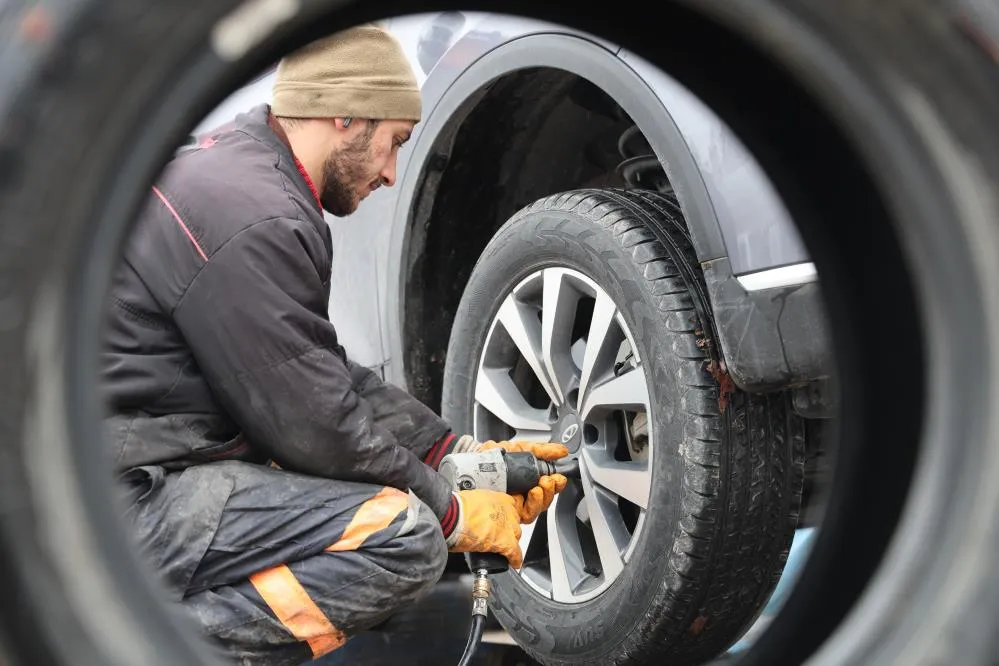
[441,206,688,658]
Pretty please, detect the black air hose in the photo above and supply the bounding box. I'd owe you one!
[456,614,486,666]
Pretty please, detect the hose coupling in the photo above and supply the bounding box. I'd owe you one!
[471,569,491,617]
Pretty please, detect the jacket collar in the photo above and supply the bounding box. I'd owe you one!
[235,103,323,211]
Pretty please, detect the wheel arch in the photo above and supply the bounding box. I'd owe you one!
[383,32,728,407]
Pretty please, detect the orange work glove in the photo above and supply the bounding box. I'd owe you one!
[511,474,568,524]
[478,439,570,462]
[445,489,524,569]
[448,434,569,462]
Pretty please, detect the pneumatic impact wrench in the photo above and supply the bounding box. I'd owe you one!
[438,448,580,665]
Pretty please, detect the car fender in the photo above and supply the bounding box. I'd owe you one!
[382,30,729,388]
[617,47,814,275]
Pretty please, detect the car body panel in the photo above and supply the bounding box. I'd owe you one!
[617,48,812,274]
[380,29,736,387]
[191,11,831,392]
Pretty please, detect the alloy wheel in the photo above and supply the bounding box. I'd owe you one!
[473,266,654,603]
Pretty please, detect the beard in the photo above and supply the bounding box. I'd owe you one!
[320,126,375,217]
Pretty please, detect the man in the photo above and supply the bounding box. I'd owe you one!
[101,24,568,665]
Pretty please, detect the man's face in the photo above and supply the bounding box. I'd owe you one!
[320,119,414,217]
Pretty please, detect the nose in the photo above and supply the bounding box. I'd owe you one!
[380,153,398,187]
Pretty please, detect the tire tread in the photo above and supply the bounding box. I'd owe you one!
[481,188,805,665]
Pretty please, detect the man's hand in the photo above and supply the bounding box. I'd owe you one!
[478,439,570,462]
[476,439,570,523]
[444,433,570,462]
[512,473,568,524]
[446,489,524,569]
[438,435,571,525]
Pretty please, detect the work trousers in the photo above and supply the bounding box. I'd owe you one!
[120,461,449,665]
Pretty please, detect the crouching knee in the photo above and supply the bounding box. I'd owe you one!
[378,491,448,604]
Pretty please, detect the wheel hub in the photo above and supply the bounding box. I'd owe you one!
[555,412,582,452]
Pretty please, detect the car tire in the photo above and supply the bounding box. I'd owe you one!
[440,188,807,665]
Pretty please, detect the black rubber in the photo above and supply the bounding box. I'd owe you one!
[457,614,487,666]
[1,1,998,666]
[441,188,806,665]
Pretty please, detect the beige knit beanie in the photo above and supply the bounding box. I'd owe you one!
[272,24,422,122]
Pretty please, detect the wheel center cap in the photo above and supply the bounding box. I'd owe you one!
[556,414,582,452]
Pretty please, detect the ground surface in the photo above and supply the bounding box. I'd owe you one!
[312,528,816,666]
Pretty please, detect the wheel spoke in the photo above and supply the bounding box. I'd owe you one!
[512,429,555,442]
[475,368,552,432]
[540,268,578,404]
[579,366,650,421]
[518,517,538,567]
[581,462,627,581]
[546,494,576,602]
[577,290,622,407]
[496,295,562,405]
[581,447,651,510]
[484,268,654,603]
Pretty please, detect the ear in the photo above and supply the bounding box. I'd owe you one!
[333,117,353,131]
